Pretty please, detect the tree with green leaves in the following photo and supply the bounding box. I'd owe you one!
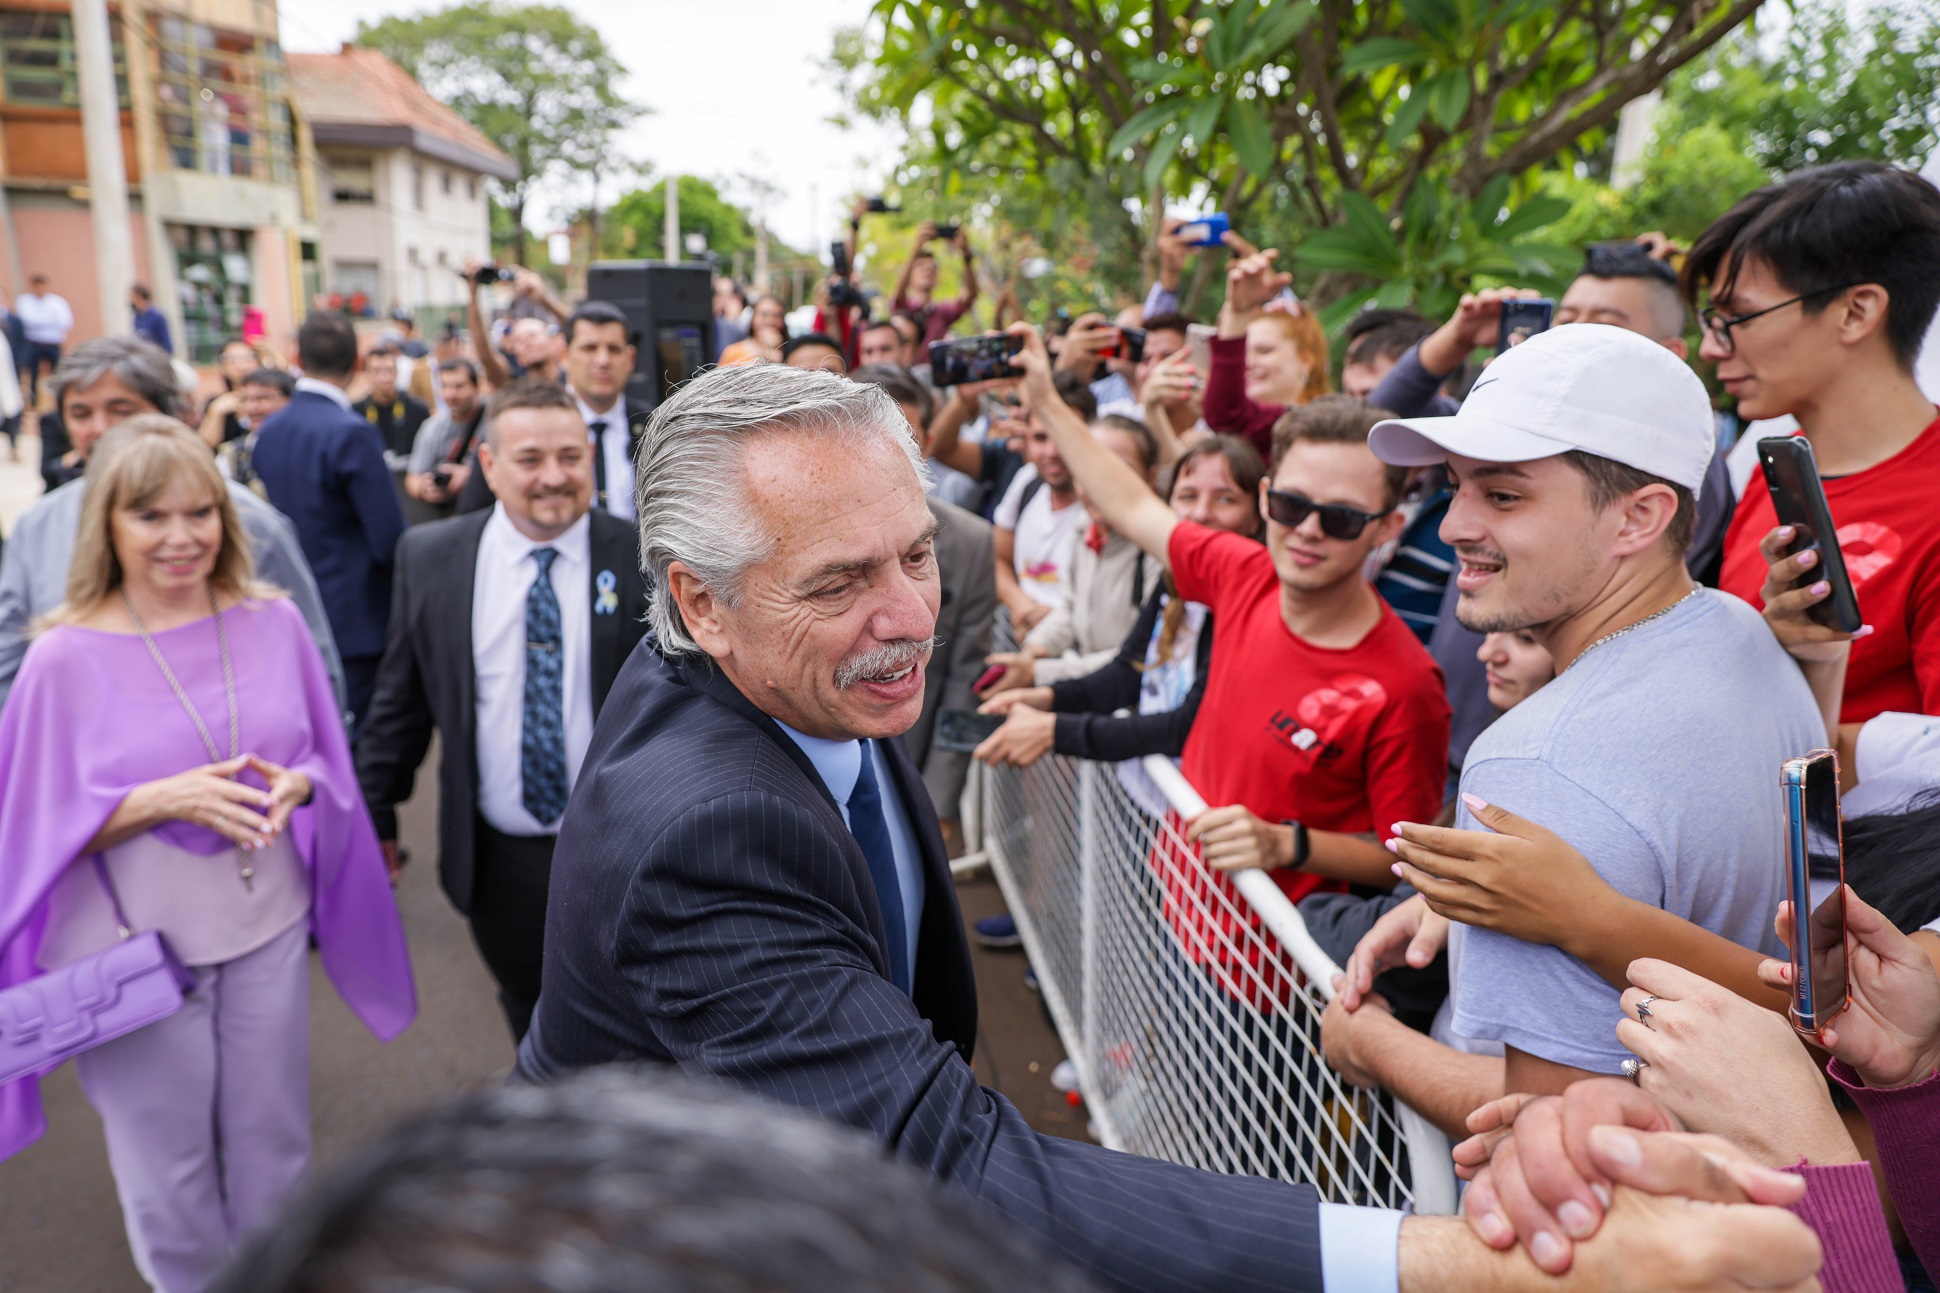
[838,0,1767,324]
[355,1,643,263]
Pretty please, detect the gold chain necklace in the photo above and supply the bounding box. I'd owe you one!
[1561,585,1704,674]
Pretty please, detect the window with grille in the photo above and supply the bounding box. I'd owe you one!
[0,9,128,107]
[151,17,294,181]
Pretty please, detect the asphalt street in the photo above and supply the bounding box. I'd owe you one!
[0,724,1081,1292]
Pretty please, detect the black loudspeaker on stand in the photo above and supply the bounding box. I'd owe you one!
[583,261,716,413]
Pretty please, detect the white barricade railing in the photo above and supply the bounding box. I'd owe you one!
[977,746,1457,1213]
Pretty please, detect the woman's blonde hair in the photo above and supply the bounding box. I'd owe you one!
[42,413,279,627]
[1250,309,1334,405]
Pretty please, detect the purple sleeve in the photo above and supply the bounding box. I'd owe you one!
[1831,1058,1940,1282]
[1367,342,1462,419]
[1143,281,1180,320]
[1778,1159,1901,1293]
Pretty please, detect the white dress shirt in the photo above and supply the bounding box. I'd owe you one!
[775,724,926,990]
[14,291,73,345]
[576,393,636,522]
[472,503,595,836]
[294,376,354,412]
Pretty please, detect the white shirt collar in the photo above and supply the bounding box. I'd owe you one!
[575,392,625,431]
[482,501,591,569]
[294,376,353,412]
[774,720,865,805]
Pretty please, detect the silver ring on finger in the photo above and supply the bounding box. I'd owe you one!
[1635,995,1658,1026]
[1620,1057,1648,1085]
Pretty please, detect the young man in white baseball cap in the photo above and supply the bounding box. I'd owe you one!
[1320,323,1824,1140]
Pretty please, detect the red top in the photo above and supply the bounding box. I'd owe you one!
[1202,335,1280,460]
[1719,413,1940,723]
[1159,523,1452,996]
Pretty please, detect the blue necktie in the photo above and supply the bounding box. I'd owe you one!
[848,742,910,995]
[520,546,569,825]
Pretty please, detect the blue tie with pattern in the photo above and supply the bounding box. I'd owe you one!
[847,742,910,995]
[520,546,569,825]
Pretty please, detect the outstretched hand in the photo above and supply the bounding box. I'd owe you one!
[1387,795,1603,946]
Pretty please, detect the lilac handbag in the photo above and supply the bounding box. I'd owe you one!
[0,857,195,1085]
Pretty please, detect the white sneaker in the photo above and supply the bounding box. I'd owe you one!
[1050,1058,1080,1092]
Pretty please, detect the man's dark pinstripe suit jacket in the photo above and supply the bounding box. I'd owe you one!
[519,643,1328,1293]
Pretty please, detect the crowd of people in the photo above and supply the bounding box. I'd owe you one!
[0,153,1935,1293]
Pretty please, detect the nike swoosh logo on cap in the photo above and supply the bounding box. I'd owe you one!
[1469,376,1499,392]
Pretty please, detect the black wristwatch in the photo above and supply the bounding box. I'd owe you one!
[1282,819,1310,871]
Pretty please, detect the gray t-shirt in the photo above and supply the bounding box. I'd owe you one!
[1448,590,1823,1073]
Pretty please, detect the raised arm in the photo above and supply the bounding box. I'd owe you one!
[924,383,989,479]
[462,260,511,391]
[892,220,937,305]
[952,230,979,311]
[1010,323,1176,564]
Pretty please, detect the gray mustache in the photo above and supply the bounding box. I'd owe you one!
[835,637,936,690]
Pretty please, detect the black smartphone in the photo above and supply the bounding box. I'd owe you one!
[432,463,457,486]
[929,334,1024,387]
[1496,299,1553,353]
[864,196,899,213]
[1759,436,1863,634]
[933,222,962,241]
[935,709,1006,753]
[1782,749,1850,1037]
[1097,325,1147,364]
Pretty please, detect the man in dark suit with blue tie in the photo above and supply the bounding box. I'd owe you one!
[253,310,409,732]
[521,365,1820,1293]
[356,380,651,1040]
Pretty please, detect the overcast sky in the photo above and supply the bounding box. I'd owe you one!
[279,0,898,255]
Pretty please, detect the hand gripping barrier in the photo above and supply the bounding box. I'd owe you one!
[977,747,1458,1214]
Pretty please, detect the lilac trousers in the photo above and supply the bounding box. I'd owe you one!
[74,920,311,1293]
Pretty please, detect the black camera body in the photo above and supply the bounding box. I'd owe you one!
[864,196,900,214]
[466,263,517,287]
[827,240,868,311]
[933,222,961,241]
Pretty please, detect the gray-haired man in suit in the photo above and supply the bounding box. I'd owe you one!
[521,364,1820,1293]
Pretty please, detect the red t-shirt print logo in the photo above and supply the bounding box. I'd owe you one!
[1269,675,1389,757]
[1836,521,1901,588]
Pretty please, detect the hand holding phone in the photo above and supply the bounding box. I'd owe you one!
[1782,749,1850,1037]
[930,334,1025,387]
[1496,299,1554,353]
[1758,437,1863,634]
[935,708,1006,753]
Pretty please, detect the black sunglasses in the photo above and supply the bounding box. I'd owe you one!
[1264,488,1389,541]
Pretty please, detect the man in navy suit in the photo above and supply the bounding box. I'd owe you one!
[254,311,409,732]
[520,365,1820,1293]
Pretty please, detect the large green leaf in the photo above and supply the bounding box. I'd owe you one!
[1143,122,1186,191]
[1423,67,1472,130]
[1340,36,1430,76]
[1339,190,1401,254]
[1400,0,1464,43]
[1207,3,1251,70]
[1106,97,1190,156]
[1186,94,1224,150]
[1384,89,1432,150]
[1238,1,1318,66]
[1468,174,1513,225]
[1492,194,1574,240]
[1226,96,1277,176]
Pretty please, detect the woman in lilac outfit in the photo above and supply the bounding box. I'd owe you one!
[0,415,415,1292]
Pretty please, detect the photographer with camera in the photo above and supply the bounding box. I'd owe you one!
[891,220,979,347]
[461,257,569,391]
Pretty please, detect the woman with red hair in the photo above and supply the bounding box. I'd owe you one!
[1202,239,1333,456]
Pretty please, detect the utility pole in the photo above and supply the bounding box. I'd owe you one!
[72,0,135,335]
[663,173,679,262]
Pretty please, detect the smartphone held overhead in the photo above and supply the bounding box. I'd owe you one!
[1782,749,1850,1038]
[1496,299,1554,353]
[1759,436,1864,634]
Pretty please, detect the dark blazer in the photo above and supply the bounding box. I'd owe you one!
[354,508,650,915]
[520,646,1325,1293]
[252,389,409,659]
[902,496,996,817]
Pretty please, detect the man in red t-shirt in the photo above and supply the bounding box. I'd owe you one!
[1008,323,1451,908]
[1689,162,1940,722]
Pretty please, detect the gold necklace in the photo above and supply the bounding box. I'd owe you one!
[1561,585,1704,674]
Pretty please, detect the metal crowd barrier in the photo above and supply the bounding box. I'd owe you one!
[972,749,1458,1213]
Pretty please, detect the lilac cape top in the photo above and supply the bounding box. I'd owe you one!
[0,596,415,1159]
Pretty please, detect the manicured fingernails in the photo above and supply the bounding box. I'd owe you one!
[1591,1183,1611,1209]
[1461,792,1490,815]
[1811,581,1830,596]
[1530,1231,1566,1268]
[1591,1124,1643,1166]
[1776,525,1795,539]
[1391,862,1405,878]
[1383,837,1401,854]
[1797,549,1817,568]
[1477,1211,1509,1245]
[1855,624,1874,639]
[1558,1201,1596,1238]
